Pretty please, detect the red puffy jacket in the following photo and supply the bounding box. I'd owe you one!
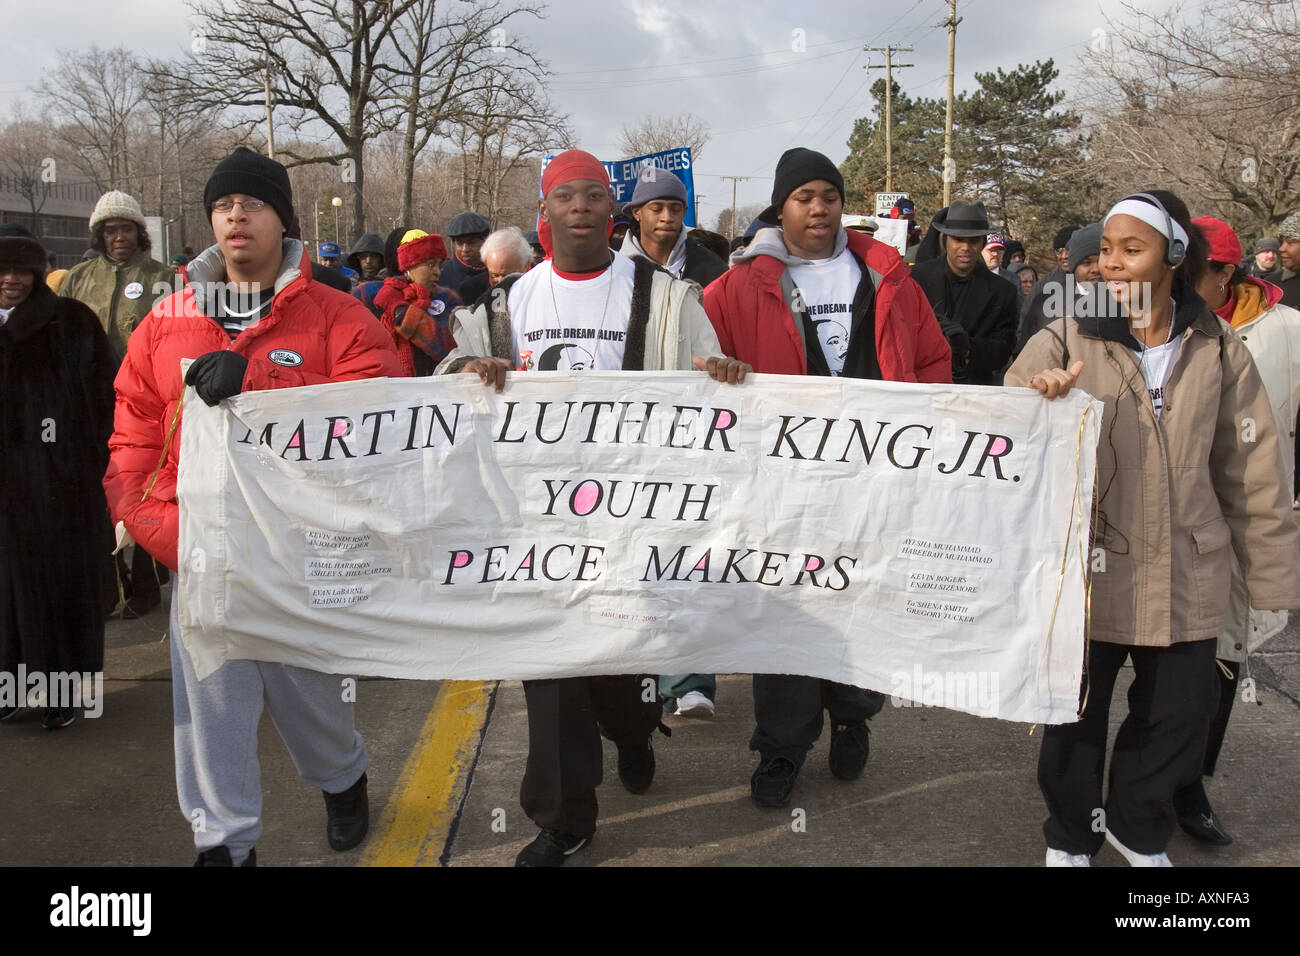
[703,228,952,383]
[103,244,402,570]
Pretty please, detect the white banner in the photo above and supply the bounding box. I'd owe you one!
[178,372,1099,724]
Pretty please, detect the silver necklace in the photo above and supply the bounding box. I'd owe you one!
[221,286,268,319]
[548,255,616,367]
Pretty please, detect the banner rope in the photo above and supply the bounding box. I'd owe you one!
[1035,400,1098,723]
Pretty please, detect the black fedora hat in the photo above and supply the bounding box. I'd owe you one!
[933,200,991,238]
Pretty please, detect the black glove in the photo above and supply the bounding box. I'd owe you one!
[184,350,249,406]
[937,316,970,371]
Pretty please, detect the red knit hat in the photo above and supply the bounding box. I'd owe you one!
[396,230,448,271]
[1191,216,1243,266]
[541,149,609,197]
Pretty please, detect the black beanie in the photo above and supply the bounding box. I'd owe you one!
[759,148,845,225]
[204,147,294,229]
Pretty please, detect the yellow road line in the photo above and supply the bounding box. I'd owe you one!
[361,679,494,867]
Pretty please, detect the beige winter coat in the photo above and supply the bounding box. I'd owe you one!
[1006,293,1300,647]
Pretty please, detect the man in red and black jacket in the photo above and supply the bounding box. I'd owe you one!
[703,147,951,808]
[104,147,401,866]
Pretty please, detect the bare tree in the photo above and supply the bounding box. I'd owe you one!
[381,0,557,224]
[1078,0,1300,234]
[169,0,418,234]
[37,46,147,190]
[451,72,571,222]
[0,106,65,219]
[618,113,710,161]
[713,202,765,239]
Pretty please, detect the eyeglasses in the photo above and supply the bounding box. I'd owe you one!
[211,198,268,214]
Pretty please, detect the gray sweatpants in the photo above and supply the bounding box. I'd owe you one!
[169,590,367,863]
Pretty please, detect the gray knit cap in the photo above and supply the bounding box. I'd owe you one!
[1067,222,1103,270]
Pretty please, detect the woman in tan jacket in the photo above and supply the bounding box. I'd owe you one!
[1007,190,1300,867]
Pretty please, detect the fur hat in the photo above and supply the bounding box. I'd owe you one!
[89,190,147,232]
[1278,210,1300,242]
[0,222,48,274]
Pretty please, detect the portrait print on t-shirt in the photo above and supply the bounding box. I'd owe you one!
[814,318,849,376]
[788,245,862,377]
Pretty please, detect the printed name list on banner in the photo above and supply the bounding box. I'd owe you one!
[177,372,1100,724]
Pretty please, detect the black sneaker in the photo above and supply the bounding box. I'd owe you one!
[1178,810,1233,846]
[515,829,590,867]
[828,721,870,781]
[617,738,655,794]
[750,756,799,807]
[323,772,369,851]
[194,846,257,866]
[42,707,75,730]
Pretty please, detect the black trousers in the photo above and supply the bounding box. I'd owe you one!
[519,674,662,837]
[1173,659,1240,816]
[1039,638,1219,856]
[750,675,885,766]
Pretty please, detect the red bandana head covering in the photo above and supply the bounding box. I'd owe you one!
[541,149,609,197]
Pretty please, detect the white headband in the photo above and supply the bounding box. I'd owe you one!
[1104,198,1189,253]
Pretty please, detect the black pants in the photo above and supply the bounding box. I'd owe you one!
[1039,638,1219,856]
[519,675,662,837]
[1173,659,1240,816]
[750,675,884,766]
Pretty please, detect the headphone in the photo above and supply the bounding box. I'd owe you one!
[1125,192,1186,266]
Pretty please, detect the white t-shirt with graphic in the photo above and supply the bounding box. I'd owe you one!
[788,246,862,376]
[1134,334,1182,418]
[509,256,635,371]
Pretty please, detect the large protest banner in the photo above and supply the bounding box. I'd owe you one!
[177,373,1099,724]
[540,148,696,226]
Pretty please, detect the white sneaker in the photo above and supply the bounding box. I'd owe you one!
[675,691,715,719]
[1105,829,1172,867]
[1045,848,1091,867]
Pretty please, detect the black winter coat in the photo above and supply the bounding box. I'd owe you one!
[910,258,1018,385]
[0,284,116,673]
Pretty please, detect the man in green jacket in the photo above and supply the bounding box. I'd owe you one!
[60,190,174,361]
[60,189,174,619]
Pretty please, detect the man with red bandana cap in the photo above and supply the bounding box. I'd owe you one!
[439,148,751,866]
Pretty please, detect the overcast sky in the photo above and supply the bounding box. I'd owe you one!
[2,0,1175,226]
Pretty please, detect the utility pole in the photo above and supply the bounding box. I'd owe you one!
[694,193,704,227]
[262,60,276,159]
[867,45,914,192]
[720,175,749,238]
[942,0,961,207]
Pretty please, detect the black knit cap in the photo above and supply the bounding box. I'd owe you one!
[1052,225,1082,251]
[204,147,294,229]
[758,148,845,225]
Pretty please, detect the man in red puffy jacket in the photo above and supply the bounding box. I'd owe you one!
[703,147,951,809]
[103,147,401,866]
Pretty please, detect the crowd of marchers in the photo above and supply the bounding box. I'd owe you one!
[3,136,1300,868]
